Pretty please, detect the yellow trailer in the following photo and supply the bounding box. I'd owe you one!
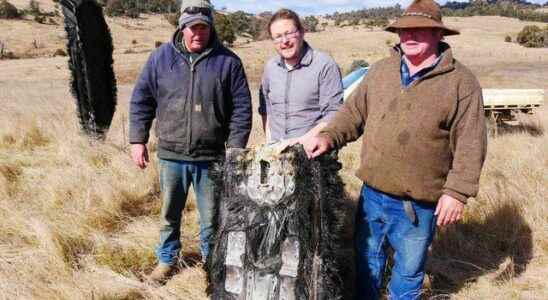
[483,89,544,123]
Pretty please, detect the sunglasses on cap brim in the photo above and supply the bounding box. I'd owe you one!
[184,7,212,16]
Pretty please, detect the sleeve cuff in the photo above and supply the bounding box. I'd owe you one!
[129,135,149,144]
[442,188,469,204]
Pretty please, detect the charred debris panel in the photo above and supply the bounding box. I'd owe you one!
[209,145,353,300]
[61,0,117,139]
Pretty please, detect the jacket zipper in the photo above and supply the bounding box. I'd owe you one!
[187,64,195,154]
[186,52,211,154]
[176,48,210,155]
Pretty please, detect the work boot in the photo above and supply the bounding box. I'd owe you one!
[148,262,174,283]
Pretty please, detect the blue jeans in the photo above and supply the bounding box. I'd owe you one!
[355,185,437,300]
[157,158,216,265]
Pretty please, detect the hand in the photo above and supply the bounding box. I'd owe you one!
[301,135,333,159]
[277,137,299,151]
[130,143,149,169]
[435,194,465,226]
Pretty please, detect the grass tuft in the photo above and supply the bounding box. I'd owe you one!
[95,244,156,275]
[0,162,23,196]
[21,124,50,150]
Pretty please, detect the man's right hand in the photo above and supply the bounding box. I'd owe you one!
[131,143,149,169]
[301,135,334,159]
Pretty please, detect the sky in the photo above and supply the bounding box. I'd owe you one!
[211,0,547,16]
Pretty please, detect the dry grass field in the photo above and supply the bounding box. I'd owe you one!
[0,7,547,300]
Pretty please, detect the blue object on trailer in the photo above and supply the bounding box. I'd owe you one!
[342,67,368,90]
[342,67,368,101]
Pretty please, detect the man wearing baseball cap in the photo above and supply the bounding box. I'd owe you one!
[129,0,252,282]
[302,0,487,298]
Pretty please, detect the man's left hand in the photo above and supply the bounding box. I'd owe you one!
[278,137,299,150]
[435,194,464,226]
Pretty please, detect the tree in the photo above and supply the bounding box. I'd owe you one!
[229,10,252,35]
[303,16,319,32]
[321,22,328,31]
[214,12,236,46]
[0,0,21,19]
[248,15,269,41]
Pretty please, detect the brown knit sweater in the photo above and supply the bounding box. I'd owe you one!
[322,43,487,203]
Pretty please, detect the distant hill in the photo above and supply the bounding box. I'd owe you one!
[444,0,543,10]
[442,0,548,22]
[323,0,547,27]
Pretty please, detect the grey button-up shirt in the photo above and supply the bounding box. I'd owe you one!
[259,43,343,142]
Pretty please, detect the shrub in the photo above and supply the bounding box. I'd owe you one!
[105,0,177,18]
[1,51,18,59]
[53,48,67,57]
[0,0,21,19]
[347,59,369,75]
[364,17,388,29]
[154,41,162,48]
[27,0,41,16]
[504,35,512,43]
[516,25,546,48]
[164,12,178,27]
[145,0,177,13]
[104,0,131,17]
[0,42,18,60]
[125,7,139,18]
[24,0,56,23]
[34,14,46,24]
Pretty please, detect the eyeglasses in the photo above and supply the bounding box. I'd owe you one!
[184,6,212,16]
[272,29,300,44]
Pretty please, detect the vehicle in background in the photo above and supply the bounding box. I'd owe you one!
[483,89,544,124]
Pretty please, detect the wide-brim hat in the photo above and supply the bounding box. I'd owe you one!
[385,0,459,36]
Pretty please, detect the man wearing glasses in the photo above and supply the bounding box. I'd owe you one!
[129,0,252,282]
[259,9,343,146]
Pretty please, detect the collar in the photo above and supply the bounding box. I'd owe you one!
[390,42,455,78]
[276,41,313,69]
[400,55,442,87]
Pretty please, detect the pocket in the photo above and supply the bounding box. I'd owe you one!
[157,97,187,142]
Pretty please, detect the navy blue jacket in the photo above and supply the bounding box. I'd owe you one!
[129,31,252,160]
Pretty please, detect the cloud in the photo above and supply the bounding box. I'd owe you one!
[211,0,546,15]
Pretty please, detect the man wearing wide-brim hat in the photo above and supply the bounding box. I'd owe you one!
[129,0,252,283]
[303,0,487,299]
